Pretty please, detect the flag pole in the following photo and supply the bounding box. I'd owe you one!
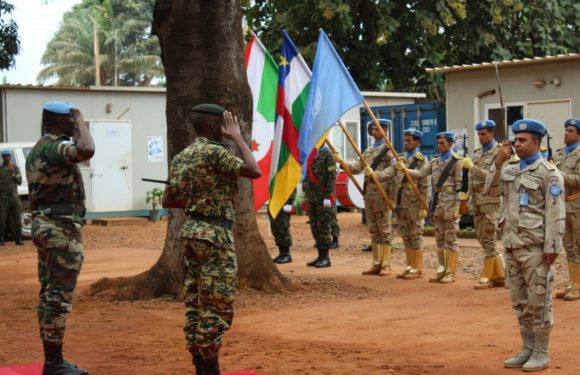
[337,120,394,210]
[324,139,363,195]
[363,100,432,218]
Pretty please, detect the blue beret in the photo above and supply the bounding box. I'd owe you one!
[404,128,423,138]
[436,131,455,141]
[512,119,546,135]
[564,118,580,130]
[1,150,11,156]
[475,120,496,131]
[377,118,390,127]
[191,103,225,115]
[43,100,74,115]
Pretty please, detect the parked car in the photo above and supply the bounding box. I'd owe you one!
[0,142,35,239]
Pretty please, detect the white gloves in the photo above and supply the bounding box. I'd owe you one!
[323,199,332,208]
[282,204,293,213]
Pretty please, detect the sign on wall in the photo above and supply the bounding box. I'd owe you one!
[147,136,163,162]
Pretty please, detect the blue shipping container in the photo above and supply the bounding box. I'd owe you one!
[359,102,446,159]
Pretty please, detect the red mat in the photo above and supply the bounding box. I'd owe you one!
[0,364,259,375]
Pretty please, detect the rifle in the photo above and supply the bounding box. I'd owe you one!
[142,178,169,185]
[541,268,553,327]
[460,133,469,214]
[546,134,553,162]
[494,62,516,154]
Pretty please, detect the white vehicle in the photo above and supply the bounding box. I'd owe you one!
[0,142,35,239]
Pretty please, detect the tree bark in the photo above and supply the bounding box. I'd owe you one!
[89,0,286,300]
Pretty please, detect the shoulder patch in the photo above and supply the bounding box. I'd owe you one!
[549,184,561,196]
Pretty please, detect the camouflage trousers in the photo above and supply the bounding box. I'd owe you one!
[474,203,499,258]
[269,210,292,248]
[0,196,22,239]
[32,215,84,344]
[563,212,580,263]
[306,191,332,249]
[183,238,237,358]
[396,205,423,250]
[330,206,340,238]
[364,194,392,245]
[433,205,459,252]
[505,245,554,329]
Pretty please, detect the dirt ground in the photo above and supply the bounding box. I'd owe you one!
[0,212,578,375]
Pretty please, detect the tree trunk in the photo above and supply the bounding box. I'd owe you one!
[89,0,286,300]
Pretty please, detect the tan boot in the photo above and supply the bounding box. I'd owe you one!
[404,249,423,279]
[556,262,575,298]
[474,257,495,290]
[362,243,381,275]
[429,249,447,283]
[564,263,580,301]
[378,244,392,276]
[440,251,458,284]
[397,248,413,278]
[493,254,506,287]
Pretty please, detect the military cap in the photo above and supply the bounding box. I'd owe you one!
[436,131,455,141]
[43,101,74,115]
[191,103,226,116]
[564,118,580,130]
[512,119,546,135]
[404,128,423,139]
[475,119,496,131]
[1,150,11,156]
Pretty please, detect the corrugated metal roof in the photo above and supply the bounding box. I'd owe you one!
[426,53,580,74]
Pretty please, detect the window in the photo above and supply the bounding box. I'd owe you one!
[329,122,359,161]
[487,104,524,140]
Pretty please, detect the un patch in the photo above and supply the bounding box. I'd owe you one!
[549,184,561,196]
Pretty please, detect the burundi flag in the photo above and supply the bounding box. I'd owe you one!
[298,29,364,170]
[245,32,278,211]
[268,30,312,219]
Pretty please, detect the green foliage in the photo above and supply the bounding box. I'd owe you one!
[0,0,19,70]
[145,187,164,211]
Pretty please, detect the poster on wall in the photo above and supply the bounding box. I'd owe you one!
[453,128,467,157]
[147,136,163,162]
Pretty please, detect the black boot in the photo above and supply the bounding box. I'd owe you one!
[361,244,372,252]
[202,355,221,375]
[307,248,321,267]
[42,342,89,375]
[15,233,24,245]
[273,246,292,264]
[192,353,204,375]
[314,248,331,268]
[330,236,339,249]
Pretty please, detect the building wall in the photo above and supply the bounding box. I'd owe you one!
[445,60,579,151]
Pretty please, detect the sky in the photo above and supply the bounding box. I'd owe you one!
[2,0,82,85]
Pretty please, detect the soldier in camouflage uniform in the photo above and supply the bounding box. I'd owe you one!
[486,119,565,371]
[163,104,261,375]
[400,131,464,283]
[462,120,505,290]
[0,150,24,245]
[270,189,296,264]
[336,119,396,276]
[553,118,580,301]
[329,206,340,249]
[26,101,94,375]
[392,129,431,280]
[303,145,336,268]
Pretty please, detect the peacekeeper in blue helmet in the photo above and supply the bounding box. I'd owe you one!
[486,119,565,371]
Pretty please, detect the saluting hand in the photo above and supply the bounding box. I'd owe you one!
[222,111,242,140]
[495,141,512,168]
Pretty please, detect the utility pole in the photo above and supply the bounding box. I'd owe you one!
[88,14,101,86]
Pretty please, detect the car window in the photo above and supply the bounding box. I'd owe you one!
[23,147,32,160]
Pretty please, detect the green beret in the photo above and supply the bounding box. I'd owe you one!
[191,103,226,116]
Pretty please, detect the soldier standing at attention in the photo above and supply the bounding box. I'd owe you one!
[303,144,336,268]
[270,189,296,264]
[462,120,505,289]
[393,129,431,280]
[335,119,396,276]
[162,104,260,375]
[553,118,580,301]
[26,101,94,375]
[0,150,24,245]
[399,132,463,283]
[486,119,565,371]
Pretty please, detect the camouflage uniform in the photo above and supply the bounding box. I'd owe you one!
[553,145,580,300]
[0,163,23,241]
[168,136,243,359]
[269,190,296,248]
[469,141,505,289]
[26,134,87,344]
[330,206,340,239]
[346,140,396,275]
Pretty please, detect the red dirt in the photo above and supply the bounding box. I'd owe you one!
[0,213,577,375]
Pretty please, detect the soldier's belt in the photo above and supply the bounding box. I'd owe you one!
[38,203,86,217]
[189,213,233,230]
[434,186,456,193]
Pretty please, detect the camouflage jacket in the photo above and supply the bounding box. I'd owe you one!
[26,134,86,222]
[553,146,580,212]
[168,137,243,244]
[468,141,500,206]
[392,150,431,209]
[0,163,22,198]
[303,147,336,199]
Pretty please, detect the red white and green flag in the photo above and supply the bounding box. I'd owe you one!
[244,32,278,210]
[268,30,312,219]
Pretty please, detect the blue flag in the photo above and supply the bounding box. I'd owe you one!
[298,29,364,170]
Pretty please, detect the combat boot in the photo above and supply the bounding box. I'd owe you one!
[378,244,392,276]
[522,327,550,372]
[314,248,331,268]
[273,246,292,264]
[362,243,381,275]
[493,254,506,287]
[42,342,89,375]
[202,355,221,375]
[474,257,495,290]
[396,248,413,278]
[429,249,447,283]
[556,262,575,299]
[307,248,322,267]
[504,330,534,368]
[563,263,580,301]
[440,251,458,284]
[404,250,423,279]
[330,236,339,249]
[192,353,203,375]
[361,244,372,252]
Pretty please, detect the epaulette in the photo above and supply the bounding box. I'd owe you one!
[452,153,460,160]
[556,147,565,152]
[432,154,440,159]
[539,145,547,152]
[398,152,405,157]
[474,147,481,153]
[508,155,520,164]
[414,153,425,161]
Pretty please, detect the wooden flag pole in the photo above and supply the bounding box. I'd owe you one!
[363,100,432,218]
[337,120,394,210]
[325,139,364,195]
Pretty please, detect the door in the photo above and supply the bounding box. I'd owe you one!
[527,100,571,151]
[90,121,132,212]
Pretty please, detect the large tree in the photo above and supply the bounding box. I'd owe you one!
[90,0,285,299]
[0,0,19,70]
